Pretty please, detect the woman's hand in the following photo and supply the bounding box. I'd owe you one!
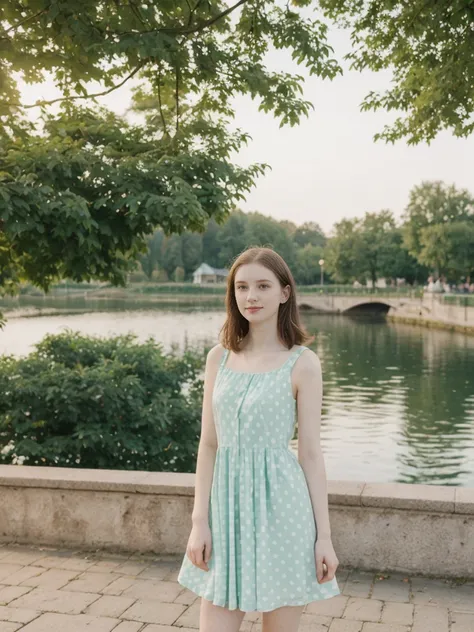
[186,519,212,572]
[315,537,339,583]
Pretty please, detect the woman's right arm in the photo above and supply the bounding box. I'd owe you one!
[190,343,224,525]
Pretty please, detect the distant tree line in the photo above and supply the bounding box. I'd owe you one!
[138,180,474,286]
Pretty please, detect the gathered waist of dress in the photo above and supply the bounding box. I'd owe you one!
[217,444,291,451]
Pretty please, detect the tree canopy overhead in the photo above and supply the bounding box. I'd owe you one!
[320,0,474,144]
[0,0,341,294]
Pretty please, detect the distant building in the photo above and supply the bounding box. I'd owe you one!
[192,263,229,284]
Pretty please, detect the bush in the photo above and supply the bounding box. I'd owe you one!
[0,331,206,473]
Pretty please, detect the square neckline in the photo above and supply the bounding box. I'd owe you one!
[221,345,306,375]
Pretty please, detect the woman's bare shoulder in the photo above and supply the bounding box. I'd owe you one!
[295,346,321,375]
[206,342,227,367]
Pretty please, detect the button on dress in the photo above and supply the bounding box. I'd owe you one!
[177,344,340,612]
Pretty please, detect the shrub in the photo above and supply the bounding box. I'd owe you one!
[0,331,206,472]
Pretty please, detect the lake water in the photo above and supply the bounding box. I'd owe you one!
[1,295,474,487]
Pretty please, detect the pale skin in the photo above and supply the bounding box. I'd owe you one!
[186,262,339,632]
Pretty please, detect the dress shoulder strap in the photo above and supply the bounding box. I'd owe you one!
[286,345,308,370]
[218,346,230,369]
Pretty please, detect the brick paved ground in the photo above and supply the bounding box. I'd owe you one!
[0,543,471,631]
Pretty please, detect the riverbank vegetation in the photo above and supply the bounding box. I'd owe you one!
[0,332,205,473]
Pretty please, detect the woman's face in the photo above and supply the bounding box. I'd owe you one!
[234,263,290,322]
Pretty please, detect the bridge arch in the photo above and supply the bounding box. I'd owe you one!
[343,301,392,315]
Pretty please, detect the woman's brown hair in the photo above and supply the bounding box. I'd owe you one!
[219,246,315,352]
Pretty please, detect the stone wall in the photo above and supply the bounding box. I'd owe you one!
[0,465,472,578]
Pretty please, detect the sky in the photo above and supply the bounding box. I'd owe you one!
[16,13,474,236]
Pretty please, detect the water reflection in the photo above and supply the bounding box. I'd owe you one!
[1,297,473,486]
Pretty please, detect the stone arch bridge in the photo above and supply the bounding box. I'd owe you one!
[295,292,473,331]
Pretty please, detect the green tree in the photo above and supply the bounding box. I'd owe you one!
[139,230,164,280]
[402,181,474,261]
[324,218,360,283]
[202,218,221,268]
[216,209,250,267]
[0,1,342,303]
[418,222,474,280]
[379,228,427,286]
[358,211,398,287]
[181,231,203,279]
[320,0,474,144]
[294,243,324,285]
[293,221,326,249]
[325,211,408,286]
[244,212,296,267]
[162,234,183,280]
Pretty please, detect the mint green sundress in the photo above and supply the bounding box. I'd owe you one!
[177,344,340,612]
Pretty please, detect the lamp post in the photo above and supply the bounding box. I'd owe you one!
[319,259,324,286]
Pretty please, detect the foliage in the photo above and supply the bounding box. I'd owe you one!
[418,222,474,279]
[135,208,327,283]
[0,0,342,296]
[139,231,164,280]
[320,0,474,144]
[402,181,474,261]
[324,211,424,285]
[0,331,206,472]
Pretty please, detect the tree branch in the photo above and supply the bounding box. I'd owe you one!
[157,62,169,138]
[6,63,145,109]
[175,63,180,135]
[119,0,249,37]
[0,7,50,39]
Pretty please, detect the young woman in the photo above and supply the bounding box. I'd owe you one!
[178,246,340,632]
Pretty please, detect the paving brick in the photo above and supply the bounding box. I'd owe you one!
[411,578,474,611]
[243,610,261,622]
[141,626,197,632]
[0,585,32,605]
[361,624,410,632]
[121,579,182,602]
[305,594,348,617]
[451,611,474,632]
[133,565,170,581]
[371,575,410,603]
[0,544,467,632]
[112,561,150,576]
[101,577,137,596]
[1,567,45,586]
[20,568,80,590]
[0,622,22,632]
[297,612,333,630]
[171,600,200,628]
[173,588,199,605]
[84,595,136,618]
[120,600,186,625]
[412,604,449,632]
[342,572,375,599]
[35,556,95,572]
[0,605,40,623]
[328,621,363,632]
[66,571,116,593]
[8,588,100,614]
[19,613,119,631]
[0,551,47,567]
[380,602,414,626]
[343,597,383,622]
[0,567,24,583]
[111,623,143,632]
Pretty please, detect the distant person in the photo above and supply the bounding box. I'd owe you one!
[177,246,340,631]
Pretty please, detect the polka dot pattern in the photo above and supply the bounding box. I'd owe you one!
[177,345,341,612]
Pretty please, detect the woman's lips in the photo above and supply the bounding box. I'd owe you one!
[247,307,262,312]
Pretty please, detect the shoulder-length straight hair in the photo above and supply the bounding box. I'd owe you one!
[219,246,315,352]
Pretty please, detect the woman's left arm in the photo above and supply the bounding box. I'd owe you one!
[293,349,339,583]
